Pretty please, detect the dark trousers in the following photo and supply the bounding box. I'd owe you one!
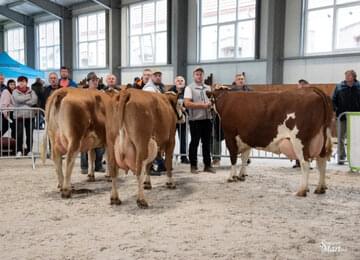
[1,113,16,139]
[176,122,187,159]
[81,148,105,170]
[339,119,347,160]
[189,119,212,167]
[16,118,34,154]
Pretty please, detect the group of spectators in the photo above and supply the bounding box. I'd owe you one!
[1,65,359,173]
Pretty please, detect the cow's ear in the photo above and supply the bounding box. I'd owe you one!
[206,91,213,98]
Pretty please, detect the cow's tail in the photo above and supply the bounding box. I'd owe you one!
[40,90,68,163]
[312,87,333,158]
[115,90,131,129]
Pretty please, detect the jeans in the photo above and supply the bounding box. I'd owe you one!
[176,122,187,159]
[338,119,347,160]
[189,119,212,167]
[16,118,34,154]
[81,148,105,170]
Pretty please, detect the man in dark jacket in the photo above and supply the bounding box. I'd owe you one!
[42,72,60,110]
[332,69,360,164]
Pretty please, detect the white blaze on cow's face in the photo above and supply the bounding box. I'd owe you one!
[176,99,186,124]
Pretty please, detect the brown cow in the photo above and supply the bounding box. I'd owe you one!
[42,88,111,198]
[106,88,184,208]
[208,87,333,196]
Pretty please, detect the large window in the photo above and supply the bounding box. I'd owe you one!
[305,0,360,54]
[129,0,167,66]
[77,11,106,68]
[37,20,60,70]
[5,27,25,64]
[199,0,256,61]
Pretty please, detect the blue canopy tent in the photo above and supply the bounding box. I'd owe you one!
[0,51,44,79]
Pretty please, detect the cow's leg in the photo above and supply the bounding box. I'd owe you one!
[136,162,148,208]
[143,163,152,190]
[106,138,121,205]
[225,137,239,183]
[296,160,310,197]
[314,157,327,194]
[52,147,64,190]
[165,141,176,189]
[110,175,121,205]
[61,150,77,198]
[87,149,96,182]
[237,148,251,181]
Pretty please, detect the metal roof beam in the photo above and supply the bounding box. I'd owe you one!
[0,6,33,26]
[26,0,71,19]
[90,0,111,9]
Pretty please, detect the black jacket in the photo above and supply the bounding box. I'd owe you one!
[332,80,360,119]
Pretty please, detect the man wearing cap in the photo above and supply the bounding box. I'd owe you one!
[143,71,165,93]
[142,70,166,173]
[80,71,106,174]
[184,67,215,174]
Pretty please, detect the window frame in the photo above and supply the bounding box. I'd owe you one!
[303,0,360,55]
[76,11,107,69]
[4,27,25,64]
[36,20,61,70]
[128,0,168,66]
[197,0,258,62]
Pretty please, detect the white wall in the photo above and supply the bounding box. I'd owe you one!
[186,0,269,85]
[283,0,360,84]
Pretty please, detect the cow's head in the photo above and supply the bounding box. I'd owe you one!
[165,91,186,124]
[206,85,231,113]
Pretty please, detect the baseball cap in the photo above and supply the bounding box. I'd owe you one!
[193,67,204,73]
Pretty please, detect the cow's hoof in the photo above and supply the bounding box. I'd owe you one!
[314,186,326,194]
[137,199,149,209]
[236,175,246,181]
[110,198,122,205]
[61,189,71,198]
[166,182,176,189]
[143,182,152,190]
[295,190,307,197]
[87,176,95,182]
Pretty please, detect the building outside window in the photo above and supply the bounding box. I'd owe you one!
[305,0,360,54]
[129,0,167,66]
[37,20,60,70]
[77,11,106,68]
[199,0,256,61]
[5,27,25,64]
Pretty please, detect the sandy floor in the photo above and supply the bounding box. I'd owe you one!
[0,158,359,260]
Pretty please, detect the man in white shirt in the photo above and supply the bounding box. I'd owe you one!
[184,67,215,174]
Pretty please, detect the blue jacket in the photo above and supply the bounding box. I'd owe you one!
[332,80,360,119]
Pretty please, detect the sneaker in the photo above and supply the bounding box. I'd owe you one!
[27,152,32,156]
[337,161,344,165]
[181,157,190,164]
[190,165,199,174]
[16,151,22,158]
[95,167,106,173]
[204,166,216,174]
[212,159,220,167]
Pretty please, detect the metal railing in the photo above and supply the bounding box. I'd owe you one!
[0,107,46,169]
[173,116,287,162]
